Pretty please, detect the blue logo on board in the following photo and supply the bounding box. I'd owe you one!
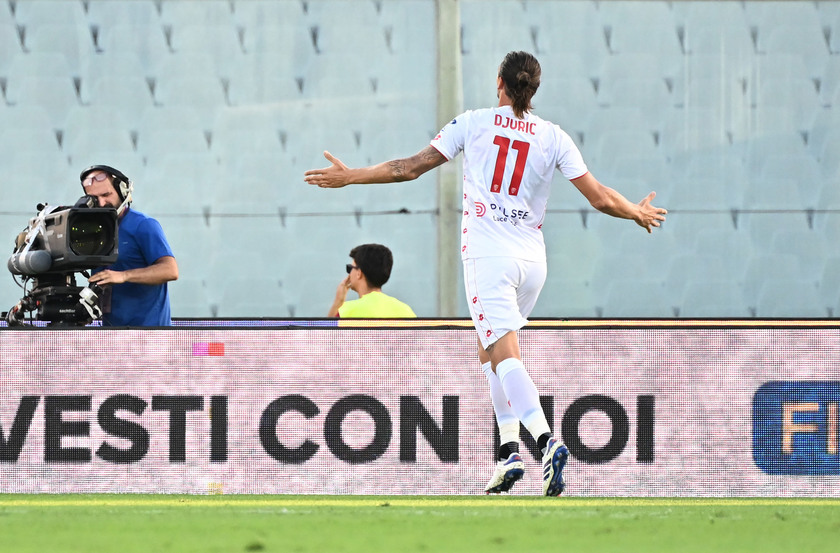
[752,381,839,475]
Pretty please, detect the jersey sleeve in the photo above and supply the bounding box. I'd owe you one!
[430,112,469,160]
[137,217,175,265]
[554,126,589,180]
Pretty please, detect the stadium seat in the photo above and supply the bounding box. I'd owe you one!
[680,279,752,318]
[214,277,288,318]
[589,253,663,295]
[660,106,733,158]
[159,0,234,27]
[283,116,359,171]
[5,51,74,82]
[135,126,212,165]
[528,2,608,68]
[0,2,12,25]
[22,22,96,77]
[672,73,746,116]
[304,0,381,28]
[80,75,156,126]
[664,253,727,302]
[1,149,70,209]
[598,52,681,85]
[227,69,301,106]
[600,279,675,318]
[153,74,228,128]
[597,77,674,124]
[233,0,305,29]
[239,24,316,73]
[752,77,821,131]
[0,23,22,74]
[754,279,827,318]
[681,25,755,81]
[382,0,436,53]
[818,256,840,310]
[606,23,683,79]
[580,107,651,143]
[211,177,282,216]
[674,0,748,26]
[137,152,220,216]
[4,75,79,129]
[96,23,170,71]
[757,25,830,78]
[62,105,136,164]
[667,177,734,211]
[13,0,86,26]
[543,224,603,287]
[137,105,204,136]
[211,127,285,166]
[534,277,599,319]
[815,125,840,178]
[80,52,146,86]
[63,130,137,167]
[314,23,389,59]
[168,277,214,318]
[673,150,748,183]
[818,56,840,107]
[692,228,752,277]
[297,54,379,99]
[87,0,160,27]
[740,253,804,309]
[168,23,244,80]
[755,154,823,209]
[772,229,830,279]
[739,210,811,254]
[377,56,436,106]
[743,1,823,33]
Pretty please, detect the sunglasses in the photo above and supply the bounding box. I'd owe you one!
[346,264,359,274]
[82,172,110,187]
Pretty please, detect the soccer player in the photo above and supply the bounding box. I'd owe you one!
[304,51,667,495]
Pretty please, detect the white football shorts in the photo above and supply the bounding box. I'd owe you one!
[463,257,547,349]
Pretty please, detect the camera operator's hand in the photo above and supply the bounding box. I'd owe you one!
[88,257,178,287]
[89,269,127,285]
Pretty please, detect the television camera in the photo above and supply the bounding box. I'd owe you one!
[3,195,119,327]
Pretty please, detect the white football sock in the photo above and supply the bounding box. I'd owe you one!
[495,357,551,440]
[481,361,520,445]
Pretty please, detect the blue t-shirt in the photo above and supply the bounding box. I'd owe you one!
[94,209,174,327]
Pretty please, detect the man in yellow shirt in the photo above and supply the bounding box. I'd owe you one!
[328,244,416,318]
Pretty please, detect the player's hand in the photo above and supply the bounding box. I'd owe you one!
[89,269,127,285]
[304,151,351,188]
[636,191,667,233]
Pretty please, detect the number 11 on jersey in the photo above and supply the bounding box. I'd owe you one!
[491,135,530,196]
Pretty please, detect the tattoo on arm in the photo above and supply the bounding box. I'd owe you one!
[388,160,407,180]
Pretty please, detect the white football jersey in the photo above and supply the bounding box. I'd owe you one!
[431,105,588,261]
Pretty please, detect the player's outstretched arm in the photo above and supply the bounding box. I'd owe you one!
[304,147,447,188]
[571,172,667,233]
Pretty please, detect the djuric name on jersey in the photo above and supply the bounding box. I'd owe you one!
[494,114,537,135]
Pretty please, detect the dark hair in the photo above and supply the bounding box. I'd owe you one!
[350,244,393,288]
[498,51,541,119]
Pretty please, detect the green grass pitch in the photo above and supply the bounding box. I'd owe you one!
[1,495,838,552]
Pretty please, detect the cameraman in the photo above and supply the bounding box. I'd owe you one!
[81,165,178,326]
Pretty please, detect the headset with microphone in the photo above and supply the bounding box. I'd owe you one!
[79,164,134,217]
